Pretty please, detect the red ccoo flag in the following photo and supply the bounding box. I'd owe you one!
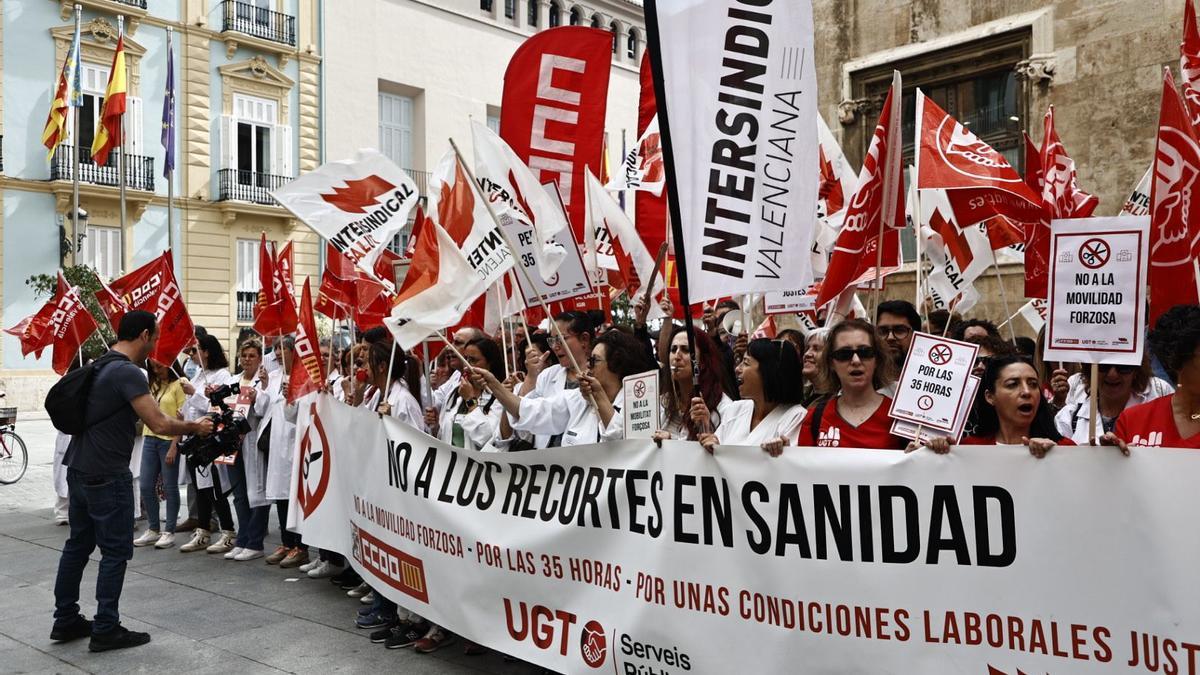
[47,273,99,375]
[287,278,326,403]
[253,235,298,337]
[1149,68,1200,324]
[94,252,194,364]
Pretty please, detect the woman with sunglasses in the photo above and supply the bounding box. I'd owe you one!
[653,327,734,442]
[798,319,906,450]
[1054,359,1173,444]
[698,338,807,456]
[1114,305,1200,449]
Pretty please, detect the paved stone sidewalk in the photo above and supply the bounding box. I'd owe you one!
[0,418,545,674]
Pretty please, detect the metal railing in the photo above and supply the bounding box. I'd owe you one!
[236,290,258,323]
[217,168,292,205]
[220,0,297,47]
[113,0,148,8]
[405,169,430,201]
[50,144,155,191]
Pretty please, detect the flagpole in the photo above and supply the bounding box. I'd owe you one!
[165,25,174,254]
[117,15,127,236]
[326,305,338,378]
[991,251,1017,342]
[380,339,398,415]
[495,282,510,379]
[911,171,923,315]
[70,5,83,266]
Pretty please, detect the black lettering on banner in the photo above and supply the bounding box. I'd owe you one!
[974,486,1016,567]
[880,485,920,564]
[742,481,772,555]
[674,474,700,545]
[926,485,971,565]
[814,484,853,561]
[413,447,437,499]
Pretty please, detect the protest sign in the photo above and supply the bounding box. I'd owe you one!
[1044,216,1149,365]
[499,185,593,307]
[891,375,980,444]
[890,332,980,432]
[764,286,818,315]
[622,370,659,440]
[293,396,1200,674]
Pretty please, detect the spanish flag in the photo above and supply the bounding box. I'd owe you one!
[91,36,127,167]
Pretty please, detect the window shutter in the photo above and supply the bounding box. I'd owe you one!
[125,96,143,157]
[273,124,293,177]
[221,114,237,172]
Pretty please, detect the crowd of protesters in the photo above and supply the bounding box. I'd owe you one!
[48,299,1200,656]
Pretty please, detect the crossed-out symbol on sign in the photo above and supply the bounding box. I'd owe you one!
[633,381,647,398]
[917,395,935,411]
[1078,238,1111,269]
[928,344,953,366]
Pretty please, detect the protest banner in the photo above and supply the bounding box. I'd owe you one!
[891,375,980,444]
[293,396,1200,674]
[764,286,818,315]
[621,370,659,440]
[890,332,980,432]
[1044,217,1149,365]
[646,0,819,303]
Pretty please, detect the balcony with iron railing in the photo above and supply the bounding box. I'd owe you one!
[220,0,296,47]
[217,168,292,206]
[236,290,258,323]
[112,0,147,8]
[50,144,155,192]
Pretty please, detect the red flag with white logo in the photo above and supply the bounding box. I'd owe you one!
[634,51,669,273]
[1149,68,1200,323]
[94,252,194,364]
[1182,0,1200,125]
[276,240,295,298]
[254,237,298,337]
[499,26,612,242]
[288,278,325,403]
[48,273,99,375]
[817,73,904,309]
[5,295,59,358]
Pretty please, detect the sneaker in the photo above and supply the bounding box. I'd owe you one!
[206,530,236,554]
[49,615,92,643]
[358,604,376,617]
[413,627,455,654]
[279,548,310,569]
[347,582,370,598]
[356,611,395,630]
[360,591,375,605]
[369,625,397,644]
[154,532,176,549]
[133,529,160,547]
[88,625,151,653]
[175,518,200,532]
[179,529,211,552]
[265,546,290,565]
[385,622,430,649]
[297,559,319,573]
[306,561,343,579]
[234,548,264,561]
[223,547,245,560]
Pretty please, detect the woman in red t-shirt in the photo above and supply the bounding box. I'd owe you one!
[1114,305,1200,449]
[923,354,1126,457]
[797,319,907,450]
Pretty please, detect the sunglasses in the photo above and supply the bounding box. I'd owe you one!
[1099,363,1136,374]
[831,346,877,362]
[877,325,912,338]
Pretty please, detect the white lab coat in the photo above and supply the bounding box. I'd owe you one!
[496,364,568,449]
[512,387,625,447]
[183,368,237,492]
[236,375,270,508]
[432,370,462,411]
[714,400,807,446]
[256,368,300,501]
[662,394,738,438]
[437,389,503,451]
[1054,376,1174,444]
[362,380,426,431]
[53,432,70,499]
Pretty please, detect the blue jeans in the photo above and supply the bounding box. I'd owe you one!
[138,437,179,533]
[230,457,269,550]
[53,469,134,634]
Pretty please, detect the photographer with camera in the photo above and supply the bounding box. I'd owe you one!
[51,311,215,653]
[179,334,239,554]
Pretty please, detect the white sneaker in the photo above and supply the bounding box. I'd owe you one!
[224,546,245,560]
[298,560,319,573]
[306,561,344,579]
[180,529,210,552]
[133,529,160,547]
[206,530,236,554]
[234,548,264,561]
[154,532,176,549]
[360,591,375,605]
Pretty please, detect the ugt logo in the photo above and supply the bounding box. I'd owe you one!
[321,175,396,214]
[503,599,607,668]
[296,403,331,517]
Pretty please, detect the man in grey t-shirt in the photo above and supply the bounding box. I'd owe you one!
[50,311,214,653]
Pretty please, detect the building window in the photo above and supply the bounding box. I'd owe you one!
[549,1,561,26]
[232,94,278,189]
[379,92,414,171]
[504,0,515,19]
[77,64,109,159]
[610,22,618,54]
[569,7,581,25]
[486,111,501,135]
[627,28,639,60]
[81,226,122,281]
[236,238,260,323]
[480,0,493,11]
[528,0,538,26]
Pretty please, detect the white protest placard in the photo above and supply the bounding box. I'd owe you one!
[889,332,980,432]
[498,184,593,308]
[764,285,818,315]
[891,375,979,444]
[622,370,659,440]
[1044,216,1149,365]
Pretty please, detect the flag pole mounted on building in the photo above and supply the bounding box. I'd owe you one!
[70,5,83,264]
[117,15,127,233]
[163,25,176,253]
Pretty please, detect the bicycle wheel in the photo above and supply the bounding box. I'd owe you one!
[0,430,28,484]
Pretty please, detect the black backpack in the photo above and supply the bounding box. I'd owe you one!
[44,352,125,435]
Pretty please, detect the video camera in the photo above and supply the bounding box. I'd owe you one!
[177,383,251,467]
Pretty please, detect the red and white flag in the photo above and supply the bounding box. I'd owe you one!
[5,296,59,358]
[427,149,514,288]
[384,220,486,351]
[94,251,194,364]
[606,115,665,196]
[272,149,420,292]
[472,120,568,282]
[287,278,326,403]
[1120,166,1154,217]
[276,241,295,298]
[1148,68,1200,324]
[1182,0,1200,125]
[47,273,99,375]
[812,114,860,279]
[634,51,669,274]
[253,235,298,337]
[585,170,665,319]
[817,72,904,309]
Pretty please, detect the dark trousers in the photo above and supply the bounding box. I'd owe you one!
[274,499,304,549]
[53,469,134,634]
[191,463,234,531]
[230,456,269,550]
